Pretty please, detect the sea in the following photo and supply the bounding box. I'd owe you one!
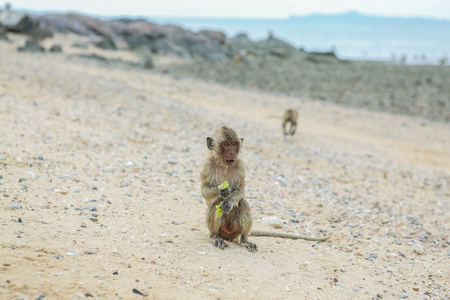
[149,12,450,65]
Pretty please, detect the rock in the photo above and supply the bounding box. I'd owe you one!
[17,39,45,53]
[305,51,339,64]
[49,44,62,52]
[256,37,298,59]
[228,34,302,60]
[142,57,154,69]
[95,36,117,50]
[37,13,115,36]
[132,288,145,296]
[0,10,35,33]
[0,27,8,40]
[85,205,97,211]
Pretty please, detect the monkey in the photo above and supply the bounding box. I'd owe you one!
[200,126,258,252]
[282,109,298,136]
[200,126,330,252]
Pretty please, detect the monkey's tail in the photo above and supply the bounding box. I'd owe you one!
[249,230,330,241]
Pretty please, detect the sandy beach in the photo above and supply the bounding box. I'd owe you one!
[1,33,449,299]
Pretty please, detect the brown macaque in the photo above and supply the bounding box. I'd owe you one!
[200,126,330,251]
[283,109,298,136]
[200,126,257,252]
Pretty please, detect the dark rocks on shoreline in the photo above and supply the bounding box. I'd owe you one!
[0,9,313,61]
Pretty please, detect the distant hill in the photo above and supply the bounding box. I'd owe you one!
[288,11,449,23]
[10,8,450,23]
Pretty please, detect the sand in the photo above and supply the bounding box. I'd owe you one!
[0,34,449,299]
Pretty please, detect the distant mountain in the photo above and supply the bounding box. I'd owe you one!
[288,11,449,23]
[11,8,450,23]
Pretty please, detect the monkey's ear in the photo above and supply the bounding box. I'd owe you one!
[240,138,244,148]
[206,137,214,150]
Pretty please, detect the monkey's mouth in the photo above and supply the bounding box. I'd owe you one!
[226,160,235,164]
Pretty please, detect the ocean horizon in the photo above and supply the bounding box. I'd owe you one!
[147,12,450,65]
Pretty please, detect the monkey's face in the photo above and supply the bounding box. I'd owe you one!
[220,140,240,166]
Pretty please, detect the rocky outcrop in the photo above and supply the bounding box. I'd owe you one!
[1,10,52,39]
[17,39,45,52]
[7,10,335,63]
[0,10,35,33]
[228,33,305,61]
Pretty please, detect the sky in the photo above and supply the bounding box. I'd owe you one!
[6,0,450,20]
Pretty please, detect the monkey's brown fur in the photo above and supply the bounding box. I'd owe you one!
[283,109,298,136]
[200,126,257,251]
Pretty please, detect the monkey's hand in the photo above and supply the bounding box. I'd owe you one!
[220,198,235,213]
[219,186,231,198]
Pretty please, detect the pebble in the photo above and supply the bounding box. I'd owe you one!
[85,205,97,211]
[398,295,408,299]
[18,218,22,223]
[66,251,76,255]
[132,288,145,296]
[18,178,26,182]
[85,250,97,255]
[369,253,378,258]
[10,204,20,210]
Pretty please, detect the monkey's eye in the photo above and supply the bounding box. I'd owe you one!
[232,141,240,147]
[223,141,230,147]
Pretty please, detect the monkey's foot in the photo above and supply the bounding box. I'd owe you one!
[214,238,229,250]
[244,241,258,252]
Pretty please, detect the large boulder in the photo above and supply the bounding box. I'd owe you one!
[17,38,45,52]
[0,10,36,33]
[37,13,115,38]
[255,36,298,59]
[228,33,303,60]
[114,19,230,60]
